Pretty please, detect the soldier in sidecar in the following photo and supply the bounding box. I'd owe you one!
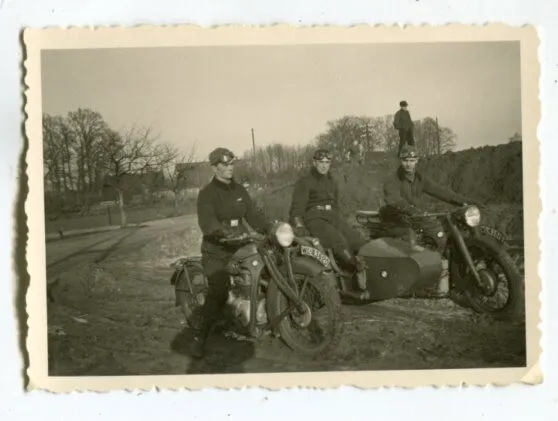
[289,148,369,294]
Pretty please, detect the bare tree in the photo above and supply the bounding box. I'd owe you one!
[162,143,198,213]
[102,126,178,227]
[66,108,110,210]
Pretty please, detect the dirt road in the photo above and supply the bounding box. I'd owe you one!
[45,216,527,376]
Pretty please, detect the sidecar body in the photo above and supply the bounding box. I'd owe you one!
[357,237,443,301]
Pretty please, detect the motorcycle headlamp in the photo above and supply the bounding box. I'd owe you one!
[275,222,295,247]
[464,205,481,227]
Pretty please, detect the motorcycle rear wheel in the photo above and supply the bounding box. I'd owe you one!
[266,272,343,357]
[174,263,208,323]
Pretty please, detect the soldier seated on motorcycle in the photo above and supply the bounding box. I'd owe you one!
[189,147,271,359]
[379,144,473,252]
[289,148,368,292]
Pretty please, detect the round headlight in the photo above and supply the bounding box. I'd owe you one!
[275,222,294,247]
[464,205,481,227]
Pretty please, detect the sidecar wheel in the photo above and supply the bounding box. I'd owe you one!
[266,272,343,357]
[174,263,208,323]
[458,236,524,320]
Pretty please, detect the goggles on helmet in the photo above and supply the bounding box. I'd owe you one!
[313,150,333,161]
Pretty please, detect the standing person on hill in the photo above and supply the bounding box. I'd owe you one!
[289,148,369,295]
[394,100,415,157]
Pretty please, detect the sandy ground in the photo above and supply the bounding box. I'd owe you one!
[45,215,527,376]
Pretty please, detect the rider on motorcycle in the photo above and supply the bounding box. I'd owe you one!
[380,144,473,251]
[289,148,368,292]
[189,147,271,359]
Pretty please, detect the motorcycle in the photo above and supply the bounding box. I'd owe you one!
[170,221,343,357]
[352,204,524,319]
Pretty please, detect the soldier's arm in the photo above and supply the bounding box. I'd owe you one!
[289,177,310,221]
[393,111,400,129]
[197,188,226,239]
[422,176,469,206]
[241,187,269,234]
[383,179,419,215]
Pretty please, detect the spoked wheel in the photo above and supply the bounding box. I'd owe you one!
[266,272,343,357]
[458,237,524,320]
[174,263,208,323]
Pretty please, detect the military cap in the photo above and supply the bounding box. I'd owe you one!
[209,147,236,166]
[399,144,419,159]
[313,148,333,161]
[400,100,408,107]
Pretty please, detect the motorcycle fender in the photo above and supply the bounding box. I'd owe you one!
[278,256,326,278]
[170,267,184,286]
[277,256,339,294]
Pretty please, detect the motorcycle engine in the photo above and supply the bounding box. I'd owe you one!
[227,269,268,326]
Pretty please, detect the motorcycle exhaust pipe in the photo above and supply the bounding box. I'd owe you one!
[339,290,371,301]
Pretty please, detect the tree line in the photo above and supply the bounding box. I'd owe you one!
[236,113,457,185]
[43,108,196,226]
[42,107,457,226]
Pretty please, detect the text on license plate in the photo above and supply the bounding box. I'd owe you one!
[300,245,331,267]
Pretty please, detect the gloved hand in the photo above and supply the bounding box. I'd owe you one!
[292,217,308,237]
[294,226,307,237]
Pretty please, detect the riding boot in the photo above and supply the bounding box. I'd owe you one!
[189,317,213,359]
[339,249,369,298]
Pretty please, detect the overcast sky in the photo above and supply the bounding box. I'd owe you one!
[41,41,521,161]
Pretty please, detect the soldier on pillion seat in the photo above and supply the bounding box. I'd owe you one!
[289,148,368,293]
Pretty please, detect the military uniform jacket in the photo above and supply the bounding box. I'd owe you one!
[290,167,340,223]
[394,109,414,130]
[383,166,469,215]
[197,177,268,248]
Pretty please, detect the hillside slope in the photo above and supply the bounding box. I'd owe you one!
[254,141,524,240]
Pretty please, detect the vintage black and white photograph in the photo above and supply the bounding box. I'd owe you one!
[23,25,541,391]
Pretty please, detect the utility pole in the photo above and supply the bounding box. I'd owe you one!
[251,128,256,162]
[435,117,441,155]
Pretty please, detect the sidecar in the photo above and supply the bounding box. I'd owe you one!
[353,210,443,301]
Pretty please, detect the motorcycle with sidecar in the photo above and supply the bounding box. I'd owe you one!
[170,205,523,357]
[350,204,524,319]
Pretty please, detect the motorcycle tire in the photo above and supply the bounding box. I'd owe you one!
[266,272,343,357]
[174,262,208,323]
[458,236,524,320]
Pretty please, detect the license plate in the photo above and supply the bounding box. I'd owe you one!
[300,245,331,267]
[480,225,508,244]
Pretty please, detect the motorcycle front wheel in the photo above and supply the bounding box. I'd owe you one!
[266,272,343,357]
[456,236,524,320]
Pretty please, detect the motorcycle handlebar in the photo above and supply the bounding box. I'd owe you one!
[218,231,266,245]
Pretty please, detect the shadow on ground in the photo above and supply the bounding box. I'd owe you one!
[170,325,256,374]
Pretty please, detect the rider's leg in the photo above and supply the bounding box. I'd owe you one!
[378,205,412,240]
[308,218,368,291]
[307,218,348,252]
[413,217,449,296]
[334,217,369,290]
[189,251,231,359]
